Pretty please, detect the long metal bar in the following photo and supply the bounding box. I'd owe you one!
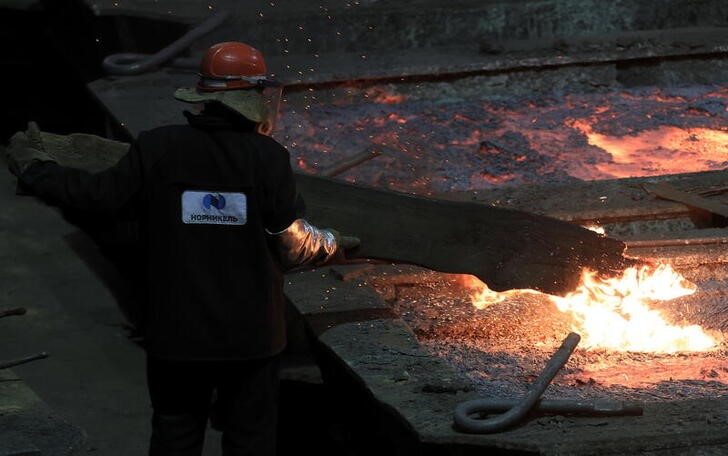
[625,236,728,248]
[643,182,728,219]
[320,146,382,178]
[0,352,49,370]
[0,307,27,318]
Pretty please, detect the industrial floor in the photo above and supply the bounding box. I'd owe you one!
[0,152,354,455]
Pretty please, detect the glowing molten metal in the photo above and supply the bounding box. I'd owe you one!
[470,264,718,353]
[280,86,728,194]
[570,119,728,179]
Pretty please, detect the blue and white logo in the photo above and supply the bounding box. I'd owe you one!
[203,193,226,210]
[182,190,247,225]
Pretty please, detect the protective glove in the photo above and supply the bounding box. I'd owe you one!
[6,121,55,177]
[271,219,360,268]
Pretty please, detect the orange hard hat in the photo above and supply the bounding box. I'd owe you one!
[197,41,268,92]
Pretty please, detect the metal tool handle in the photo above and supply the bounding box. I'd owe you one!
[0,352,49,370]
[0,307,27,318]
[453,332,581,434]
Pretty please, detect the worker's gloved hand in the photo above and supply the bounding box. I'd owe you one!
[5,121,55,177]
[270,219,360,269]
[307,227,360,266]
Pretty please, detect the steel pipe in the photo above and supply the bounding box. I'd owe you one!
[102,11,230,75]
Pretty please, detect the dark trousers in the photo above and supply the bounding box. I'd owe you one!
[146,354,281,456]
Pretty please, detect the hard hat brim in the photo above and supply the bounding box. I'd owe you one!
[174,87,267,123]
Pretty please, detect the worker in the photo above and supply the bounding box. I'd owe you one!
[5,41,359,456]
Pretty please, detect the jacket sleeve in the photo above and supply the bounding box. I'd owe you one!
[257,139,341,268]
[258,139,299,234]
[19,141,146,216]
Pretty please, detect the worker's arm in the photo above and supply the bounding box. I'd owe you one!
[268,218,343,268]
[5,122,55,177]
[7,126,146,216]
[258,138,359,268]
[269,218,360,269]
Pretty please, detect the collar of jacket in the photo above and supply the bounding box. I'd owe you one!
[183,106,256,132]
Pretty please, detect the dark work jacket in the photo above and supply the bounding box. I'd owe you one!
[20,112,298,360]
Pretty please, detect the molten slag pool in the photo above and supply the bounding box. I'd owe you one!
[354,262,728,403]
[277,84,728,194]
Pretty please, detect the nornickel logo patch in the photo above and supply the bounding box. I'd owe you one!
[182,190,247,225]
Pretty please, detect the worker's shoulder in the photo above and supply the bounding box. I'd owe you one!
[135,126,291,164]
[137,124,197,142]
[243,133,292,163]
[245,132,288,151]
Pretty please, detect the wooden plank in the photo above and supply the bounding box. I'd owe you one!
[35,131,630,295]
[643,182,728,219]
[296,173,630,295]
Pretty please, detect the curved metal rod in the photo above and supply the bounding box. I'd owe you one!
[102,10,230,75]
[453,332,581,434]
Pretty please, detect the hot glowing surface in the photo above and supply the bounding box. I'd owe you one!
[278,86,728,194]
[570,119,728,179]
[468,264,718,353]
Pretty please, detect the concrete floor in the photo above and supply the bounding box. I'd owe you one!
[0,153,151,454]
[0,152,349,455]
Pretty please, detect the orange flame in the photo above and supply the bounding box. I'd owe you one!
[551,264,717,353]
[582,224,606,235]
[469,284,540,309]
[468,264,718,353]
